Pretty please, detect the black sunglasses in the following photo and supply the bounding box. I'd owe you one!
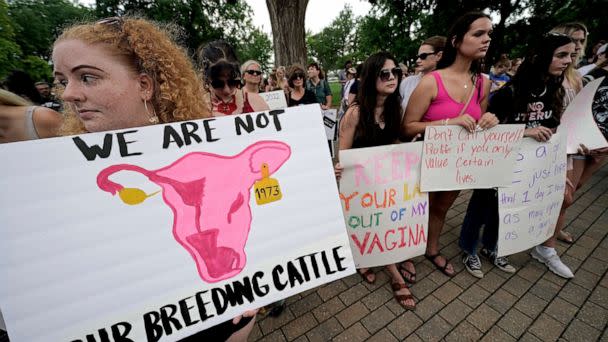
[378,67,402,82]
[416,52,436,60]
[245,70,263,76]
[290,72,305,80]
[211,79,241,89]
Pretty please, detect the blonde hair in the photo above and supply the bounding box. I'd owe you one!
[0,89,31,106]
[54,17,210,135]
[241,60,261,74]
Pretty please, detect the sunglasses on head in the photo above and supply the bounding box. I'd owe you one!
[96,16,124,30]
[378,67,402,82]
[290,72,305,80]
[245,70,262,76]
[416,52,436,60]
[211,78,241,89]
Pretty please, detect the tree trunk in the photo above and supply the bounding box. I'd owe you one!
[266,0,308,67]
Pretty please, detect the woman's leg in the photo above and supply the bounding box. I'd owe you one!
[426,190,460,275]
[386,264,415,309]
[459,189,490,255]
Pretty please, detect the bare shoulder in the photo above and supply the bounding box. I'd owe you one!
[248,92,270,111]
[33,107,63,138]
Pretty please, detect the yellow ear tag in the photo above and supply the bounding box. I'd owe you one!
[118,188,160,205]
[253,163,282,205]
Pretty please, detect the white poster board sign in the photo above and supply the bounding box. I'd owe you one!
[420,125,525,191]
[0,105,354,342]
[339,142,429,268]
[497,132,567,257]
[558,76,608,153]
[261,90,288,110]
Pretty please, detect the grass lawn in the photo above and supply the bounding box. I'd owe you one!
[329,81,342,108]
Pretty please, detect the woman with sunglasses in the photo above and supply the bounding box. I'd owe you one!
[198,41,269,116]
[241,60,264,94]
[286,64,318,107]
[402,12,498,278]
[52,17,257,341]
[336,51,415,310]
[464,33,576,279]
[400,35,446,112]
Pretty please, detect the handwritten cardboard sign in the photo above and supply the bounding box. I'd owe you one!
[323,109,338,158]
[0,105,354,342]
[261,90,288,110]
[497,132,567,257]
[420,125,525,191]
[339,142,429,268]
[558,76,608,153]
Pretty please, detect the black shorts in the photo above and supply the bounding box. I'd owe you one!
[178,316,253,342]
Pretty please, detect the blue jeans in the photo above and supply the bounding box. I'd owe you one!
[459,189,499,255]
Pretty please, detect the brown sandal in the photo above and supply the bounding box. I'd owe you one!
[358,268,376,284]
[391,282,416,310]
[425,253,455,277]
[399,260,417,284]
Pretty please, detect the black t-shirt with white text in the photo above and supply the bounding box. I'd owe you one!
[489,85,559,129]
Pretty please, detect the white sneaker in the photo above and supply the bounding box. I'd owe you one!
[530,246,574,279]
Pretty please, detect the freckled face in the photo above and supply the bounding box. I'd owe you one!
[53,39,149,133]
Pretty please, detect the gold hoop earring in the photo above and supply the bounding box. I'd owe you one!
[144,99,159,124]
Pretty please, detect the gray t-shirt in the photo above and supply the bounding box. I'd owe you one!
[399,74,422,113]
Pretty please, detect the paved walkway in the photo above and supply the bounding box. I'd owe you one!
[250,162,608,342]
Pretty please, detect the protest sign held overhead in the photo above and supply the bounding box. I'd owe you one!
[0,104,354,342]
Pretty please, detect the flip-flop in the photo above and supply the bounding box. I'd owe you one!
[557,230,574,244]
[425,253,455,277]
[399,261,417,284]
[358,268,376,284]
[391,282,416,310]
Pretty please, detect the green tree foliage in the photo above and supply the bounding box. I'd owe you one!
[0,0,21,77]
[9,0,92,58]
[94,0,273,71]
[306,4,358,71]
[238,27,273,71]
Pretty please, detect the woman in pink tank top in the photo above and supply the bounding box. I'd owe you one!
[401,12,498,277]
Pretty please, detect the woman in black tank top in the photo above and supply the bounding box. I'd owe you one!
[335,52,416,310]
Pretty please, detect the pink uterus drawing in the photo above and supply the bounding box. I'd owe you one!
[96,141,291,283]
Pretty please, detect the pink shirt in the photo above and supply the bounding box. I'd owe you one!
[422,71,485,122]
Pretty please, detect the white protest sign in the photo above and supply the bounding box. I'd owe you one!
[558,76,608,153]
[497,132,567,257]
[420,124,525,191]
[339,142,428,268]
[0,104,354,342]
[261,90,288,110]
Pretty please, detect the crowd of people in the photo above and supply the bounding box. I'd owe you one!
[1,10,607,342]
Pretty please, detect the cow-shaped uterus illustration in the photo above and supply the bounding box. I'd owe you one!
[96,141,291,283]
